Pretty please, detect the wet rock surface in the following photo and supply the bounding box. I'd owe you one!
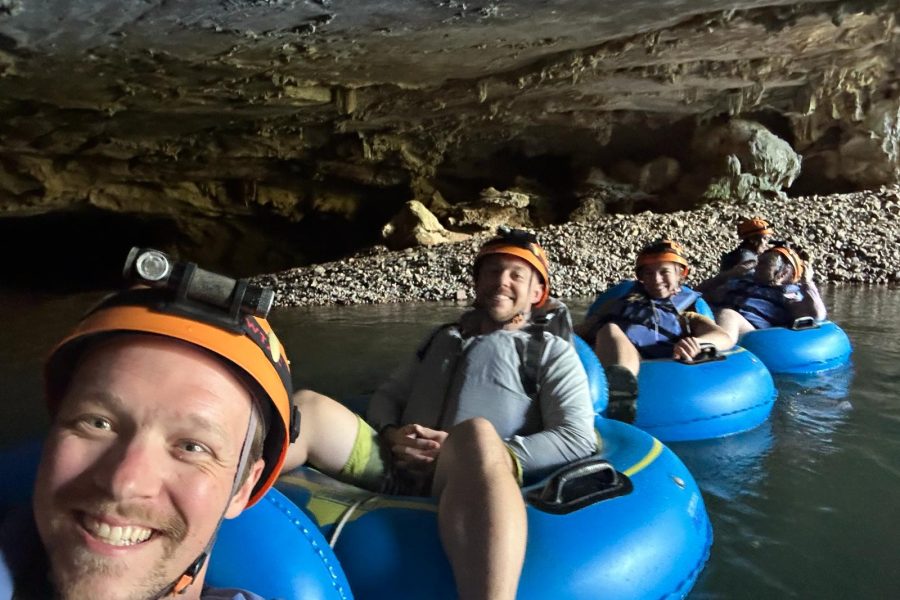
[259,185,900,306]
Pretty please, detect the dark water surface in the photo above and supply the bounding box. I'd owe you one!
[1,286,898,598]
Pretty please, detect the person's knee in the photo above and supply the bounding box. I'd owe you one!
[596,322,621,343]
[443,418,509,472]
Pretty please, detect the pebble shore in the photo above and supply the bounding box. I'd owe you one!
[258,186,900,307]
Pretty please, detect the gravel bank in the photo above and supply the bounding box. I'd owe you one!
[258,186,900,307]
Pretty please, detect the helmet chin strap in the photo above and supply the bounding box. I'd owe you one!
[151,407,259,599]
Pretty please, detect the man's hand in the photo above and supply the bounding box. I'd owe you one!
[673,336,703,362]
[383,424,448,472]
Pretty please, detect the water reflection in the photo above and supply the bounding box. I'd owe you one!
[774,366,855,448]
[671,422,774,502]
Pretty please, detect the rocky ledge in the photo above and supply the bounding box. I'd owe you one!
[258,185,900,307]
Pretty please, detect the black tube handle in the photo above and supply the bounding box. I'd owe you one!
[791,316,819,330]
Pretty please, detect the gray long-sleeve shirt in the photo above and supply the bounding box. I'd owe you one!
[367,324,597,482]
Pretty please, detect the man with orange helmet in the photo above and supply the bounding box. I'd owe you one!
[707,243,827,343]
[577,240,733,422]
[1,248,299,600]
[284,227,596,600]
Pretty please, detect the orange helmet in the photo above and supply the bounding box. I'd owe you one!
[44,249,298,507]
[474,227,551,307]
[737,217,774,240]
[768,244,805,283]
[635,239,690,277]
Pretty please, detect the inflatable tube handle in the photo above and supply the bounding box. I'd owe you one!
[677,342,724,365]
[526,456,633,514]
[791,316,820,330]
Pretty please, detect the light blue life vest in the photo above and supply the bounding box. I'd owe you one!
[718,278,801,329]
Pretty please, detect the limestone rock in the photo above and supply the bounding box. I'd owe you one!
[0,1,897,281]
[310,189,363,220]
[610,157,680,193]
[691,120,802,203]
[381,200,466,250]
[445,186,534,231]
[255,185,304,220]
[569,196,606,222]
[574,168,655,215]
[479,187,531,208]
[834,100,899,188]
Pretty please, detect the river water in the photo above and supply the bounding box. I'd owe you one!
[1,286,898,598]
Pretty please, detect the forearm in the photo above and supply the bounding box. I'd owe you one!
[695,328,734,350]
[794,282,827,321]
[690,315,734,350]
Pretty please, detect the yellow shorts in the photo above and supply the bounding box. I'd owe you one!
[338,415,532,493]
[336,415,392,492]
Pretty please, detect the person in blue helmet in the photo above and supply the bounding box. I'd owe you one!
[576,239,733,423]
[1,249,299,600]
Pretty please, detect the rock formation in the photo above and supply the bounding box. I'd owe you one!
[0,0,897,288]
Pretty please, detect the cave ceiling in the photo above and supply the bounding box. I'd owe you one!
[0,0,898,283]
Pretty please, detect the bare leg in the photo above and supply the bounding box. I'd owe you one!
[282,389,361,473]
[432,418,526,600]
[715,308,756,346]
[594,323,641,376]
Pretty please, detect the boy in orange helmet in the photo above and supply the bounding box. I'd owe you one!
[578,240,733,422]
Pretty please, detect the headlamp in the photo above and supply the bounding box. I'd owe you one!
[124,247,274,323]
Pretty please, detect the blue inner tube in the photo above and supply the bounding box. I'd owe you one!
[0,440,353,600]
[634,347,776,442]
[738,320,852,374]
[277,417,713,600]
[573,334,608,413]
[208,488,354,600]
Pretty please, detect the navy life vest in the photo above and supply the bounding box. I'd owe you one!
[717,277,801,329]
[602,285,702,359]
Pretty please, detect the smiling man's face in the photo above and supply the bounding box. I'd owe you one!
[474,254,543,327]
[33,335,260,600]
